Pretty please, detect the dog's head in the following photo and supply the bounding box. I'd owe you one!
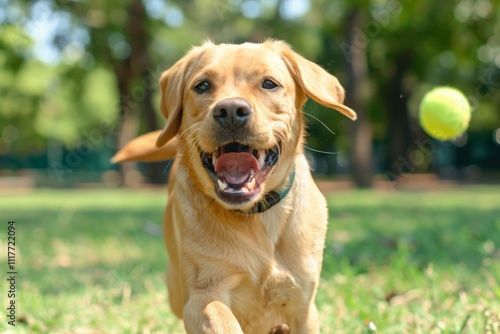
[155,40,356,211]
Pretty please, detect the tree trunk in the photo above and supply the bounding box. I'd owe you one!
[114,56,137,187]
[126,0,165,184]
[384,51,414,178]
[113,0,162,186]
[141,68,165,184]
[344,8,374,188]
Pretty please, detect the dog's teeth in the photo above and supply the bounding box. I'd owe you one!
[212,154,217,166]
[257,150,266,167]
[247,178,256,191]
[217,179,227,191]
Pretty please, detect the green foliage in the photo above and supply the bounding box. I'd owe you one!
[1,0,499,156]
[334,0,500,140]
[0,25,33,56]
[1,187,499,332]
[34,65,118,146]
[0,2,120,154]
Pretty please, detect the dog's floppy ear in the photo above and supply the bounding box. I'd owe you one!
[156,48,202,147]
[270,40,357,120]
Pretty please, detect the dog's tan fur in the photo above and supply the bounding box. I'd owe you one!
[113,40,356,333]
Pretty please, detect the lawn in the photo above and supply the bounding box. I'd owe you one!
[1,186,499,333]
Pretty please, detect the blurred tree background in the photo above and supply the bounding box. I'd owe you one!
[1,0,499,187]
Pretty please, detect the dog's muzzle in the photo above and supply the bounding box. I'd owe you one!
[200,142,280,206]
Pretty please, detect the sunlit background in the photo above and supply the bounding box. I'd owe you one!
[1,0,499,189]
[1,1,500,333]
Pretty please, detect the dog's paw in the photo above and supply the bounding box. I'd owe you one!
[269,323,290,334]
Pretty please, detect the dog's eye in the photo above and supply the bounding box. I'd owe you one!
[194,81,211,93]
[262,79,279,90]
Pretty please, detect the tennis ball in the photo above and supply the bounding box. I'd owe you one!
[419,87,471,141]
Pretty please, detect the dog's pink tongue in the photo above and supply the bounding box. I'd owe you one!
[215,152,259,185]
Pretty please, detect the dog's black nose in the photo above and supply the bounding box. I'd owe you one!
[212,98,252,130]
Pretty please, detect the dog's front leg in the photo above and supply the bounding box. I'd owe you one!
[183,294,243,334]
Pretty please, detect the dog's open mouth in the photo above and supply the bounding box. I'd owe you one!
[201,142,279,204]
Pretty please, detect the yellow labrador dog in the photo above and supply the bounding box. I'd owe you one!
[113,40,356,333]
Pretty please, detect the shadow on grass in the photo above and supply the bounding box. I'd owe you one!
[10,195,500,293]
[323,204,500,278]
[14,208,167,296]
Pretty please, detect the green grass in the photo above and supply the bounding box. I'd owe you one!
[1,187,499,333]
